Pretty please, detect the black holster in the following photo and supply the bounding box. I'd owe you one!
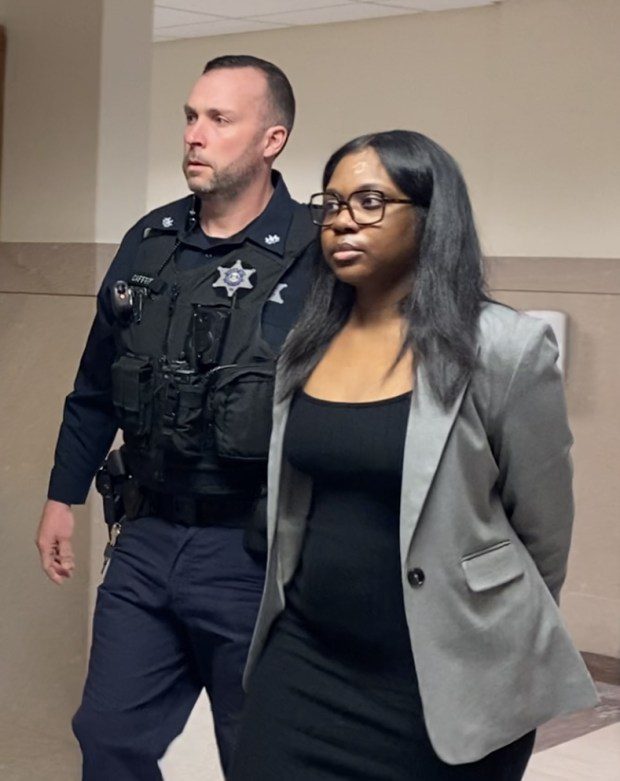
[95,448,128,527]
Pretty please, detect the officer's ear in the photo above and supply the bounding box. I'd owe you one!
[263,124,289,161]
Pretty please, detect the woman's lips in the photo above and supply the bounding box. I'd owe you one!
[331,243,363,263]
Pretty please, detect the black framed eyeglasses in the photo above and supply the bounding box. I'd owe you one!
[309,189,414,227]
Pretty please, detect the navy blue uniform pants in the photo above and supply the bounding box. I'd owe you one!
[72,517,265,780]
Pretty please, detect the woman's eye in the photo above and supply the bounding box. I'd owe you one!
[359,194,383,210]
[323,200,341,214]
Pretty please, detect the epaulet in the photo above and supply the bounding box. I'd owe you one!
[140,195,195,239]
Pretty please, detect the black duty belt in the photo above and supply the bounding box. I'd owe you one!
[140,489,259,528]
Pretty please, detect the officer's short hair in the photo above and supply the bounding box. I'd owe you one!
[203,55,295,133]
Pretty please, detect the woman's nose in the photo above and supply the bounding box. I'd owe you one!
[331,203,360,233]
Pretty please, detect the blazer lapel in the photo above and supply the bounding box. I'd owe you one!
[266,390,292,549]
[400,364,470,563]
[266,388,313,587]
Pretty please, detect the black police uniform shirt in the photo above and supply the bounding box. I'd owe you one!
[48,172,315,505]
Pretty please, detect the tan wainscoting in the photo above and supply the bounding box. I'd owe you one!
[0,240,114,777]
[485,257,620,295]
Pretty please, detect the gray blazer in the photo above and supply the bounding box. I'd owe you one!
[244,302,598,765]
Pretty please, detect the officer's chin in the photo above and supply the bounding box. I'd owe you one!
[186,177,216,197]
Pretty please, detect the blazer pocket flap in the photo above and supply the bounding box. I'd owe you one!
[461,542,524,593]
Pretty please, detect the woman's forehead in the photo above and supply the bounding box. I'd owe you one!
[329,148,388,182]
[327,147,407,198]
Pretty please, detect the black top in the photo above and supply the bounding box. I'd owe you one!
[282,390,414,677]
[48,172,315,504]
[229,389,536,780]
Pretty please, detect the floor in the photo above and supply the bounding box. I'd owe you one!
[2,668,618,779]
[158,680,620,781]
[525,722,620,781]
[524,680,620,781]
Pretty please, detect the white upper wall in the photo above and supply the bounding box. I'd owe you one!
[148,0,620,258]
[94,0,153,244]
[0,0,153,243]
[95,0,153,243]
[0,0,102,242]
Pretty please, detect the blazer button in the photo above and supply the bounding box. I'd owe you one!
[407,568,425,588]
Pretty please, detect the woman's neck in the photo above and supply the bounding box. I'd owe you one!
[349,283,409,328]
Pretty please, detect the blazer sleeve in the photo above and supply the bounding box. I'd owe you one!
[491,320,574,603]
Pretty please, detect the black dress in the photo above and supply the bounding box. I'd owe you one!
[230,392,534,781]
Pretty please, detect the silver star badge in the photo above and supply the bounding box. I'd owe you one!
[213,259,256,297]
[162,217,174,228]
[264,234,280,245]
[268,283,288,304]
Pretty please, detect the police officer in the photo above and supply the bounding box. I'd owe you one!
[35,55,317,779]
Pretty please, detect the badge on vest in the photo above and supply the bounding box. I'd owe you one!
[213,259,256,297]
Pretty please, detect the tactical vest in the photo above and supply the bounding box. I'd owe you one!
[110,204,316,497]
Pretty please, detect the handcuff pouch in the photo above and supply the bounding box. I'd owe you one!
[111,354,153,437]
[159,368,208,460]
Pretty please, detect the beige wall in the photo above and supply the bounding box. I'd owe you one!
[95,0,153,243]
[0,4,104,774]
[0,1,153,777]
[149,0,620,259]
[0,0,102,242]
[0,277,94,779]
[0,0,153,244]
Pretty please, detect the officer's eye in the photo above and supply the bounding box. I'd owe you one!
[185,112,197,125]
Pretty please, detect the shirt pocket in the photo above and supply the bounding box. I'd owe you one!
[461,540,524,592]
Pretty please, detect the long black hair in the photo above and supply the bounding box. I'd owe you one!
[278,130,489,408]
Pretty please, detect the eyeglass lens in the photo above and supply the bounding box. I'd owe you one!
[311,191,386,226]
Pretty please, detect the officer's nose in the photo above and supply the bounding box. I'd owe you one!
[184,123,205,147]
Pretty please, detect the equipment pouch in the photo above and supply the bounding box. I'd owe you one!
[209,362,275,462]
[160,370,208,460]
[111,354,153,436]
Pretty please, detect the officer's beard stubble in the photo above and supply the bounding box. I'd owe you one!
[182,148,265,203]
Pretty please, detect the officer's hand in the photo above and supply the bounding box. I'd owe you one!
[36,500,76,584]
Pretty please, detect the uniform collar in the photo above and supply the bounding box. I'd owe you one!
[180,171,295,257]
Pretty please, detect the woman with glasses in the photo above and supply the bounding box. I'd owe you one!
[229,130,597,780]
